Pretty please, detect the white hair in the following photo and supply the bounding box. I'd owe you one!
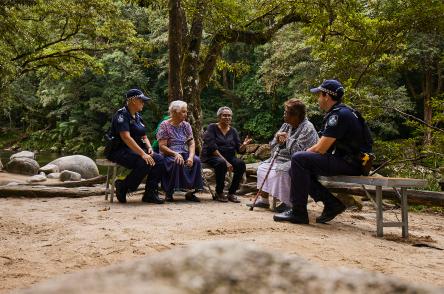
[216,106,232,117]
[169,100,187,115]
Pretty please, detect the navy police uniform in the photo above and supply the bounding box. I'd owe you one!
[289,102,370,211]
[107,106,164,194]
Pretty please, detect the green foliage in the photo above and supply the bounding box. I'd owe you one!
[0,0,442,192]
[0,0,141,91]
[243,112,275,141]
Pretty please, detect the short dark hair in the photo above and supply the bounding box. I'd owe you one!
[284,98,306,120]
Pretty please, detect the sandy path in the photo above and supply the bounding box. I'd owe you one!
[1,192,443,293]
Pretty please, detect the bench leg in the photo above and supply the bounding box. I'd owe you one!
[105,166,111,201]
[376,185,383,237]
[401,187,409,238]
[110,166,117,203]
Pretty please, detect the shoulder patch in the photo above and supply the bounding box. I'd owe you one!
[327,114,338,127]
[117,114,124,123]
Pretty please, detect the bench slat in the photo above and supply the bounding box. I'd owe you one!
[319,176,427,188]
[96,158,117,166]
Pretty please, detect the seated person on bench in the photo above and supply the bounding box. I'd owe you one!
[274,80,373,224]
[253,98,318,212]
[106,89,164,204]
[157,100,203,202]
[201,106,252,203]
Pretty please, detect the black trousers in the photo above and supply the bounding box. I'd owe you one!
[290,151,361,209]
[204,156,246,194]
[108,147,164,192]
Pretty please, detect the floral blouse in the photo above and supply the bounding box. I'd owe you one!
[156,120,193,154]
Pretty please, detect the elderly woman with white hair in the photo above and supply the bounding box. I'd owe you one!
[201,106,252,202]
[157,100,203,202]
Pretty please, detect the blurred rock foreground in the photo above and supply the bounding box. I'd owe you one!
[19,241,441,294]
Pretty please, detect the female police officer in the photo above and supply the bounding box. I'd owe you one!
[106,89,164,204]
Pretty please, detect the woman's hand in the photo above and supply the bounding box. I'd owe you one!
[142,153,155,166]
[225,160,233,172]
[242,135,253,146]
[275,132,288,145]
[174,153,185,165]
[185,156,194,167]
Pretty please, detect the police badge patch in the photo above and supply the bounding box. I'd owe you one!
[117,115,124,123]
[327,114,338,127]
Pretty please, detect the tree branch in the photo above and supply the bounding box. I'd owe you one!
[199,12,309,91]
[12,21,81,62]
[20,47,105,69]
[388,106,444,134]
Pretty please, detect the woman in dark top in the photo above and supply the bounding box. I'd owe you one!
[201,106,252,202]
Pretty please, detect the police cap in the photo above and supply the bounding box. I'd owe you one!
[126,88,150,101]
[310,80,344,100]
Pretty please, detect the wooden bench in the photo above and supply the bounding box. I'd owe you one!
[319,175,427,238]
[96,158,125,203]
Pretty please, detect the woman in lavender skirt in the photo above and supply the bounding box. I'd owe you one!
[157,100,203,202]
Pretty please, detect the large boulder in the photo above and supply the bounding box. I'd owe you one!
[10,150,35,160]
[44,155,99,179]
[254,144,271,160]
[5,157,39,175]
[18,241,441,294]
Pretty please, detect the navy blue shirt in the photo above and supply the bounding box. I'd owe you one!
[110,106,146,148]
[201,123,241,161]
[321,103,370,157]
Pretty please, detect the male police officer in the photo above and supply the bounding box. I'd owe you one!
[107,89,164,204]
[273,80,372,224]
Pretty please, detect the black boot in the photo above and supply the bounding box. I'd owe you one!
[142,188,164,204]
[273,207,309,224]
[115,180,127,203]
[316,196,346,223]
[185,190,201,202]
[165,191,174,202]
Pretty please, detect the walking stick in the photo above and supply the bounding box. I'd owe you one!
[249,147,282,211]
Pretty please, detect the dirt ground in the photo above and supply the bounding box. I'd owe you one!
[1,187,444,293]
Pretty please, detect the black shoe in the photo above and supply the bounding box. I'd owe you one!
[246,201,269,209]
[165,192,174,202]
[274,202,291,213]
[316,200,346,223]
[227,194,241,203]
[273,208,309,224]
[142,189,164,204]
[185,191,201,202]
[115,180,127,203]
[214,192,228,202]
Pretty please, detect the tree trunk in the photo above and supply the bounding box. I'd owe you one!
[168,0,183,102]
[423,70,433,146]
[181,2,204,153]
